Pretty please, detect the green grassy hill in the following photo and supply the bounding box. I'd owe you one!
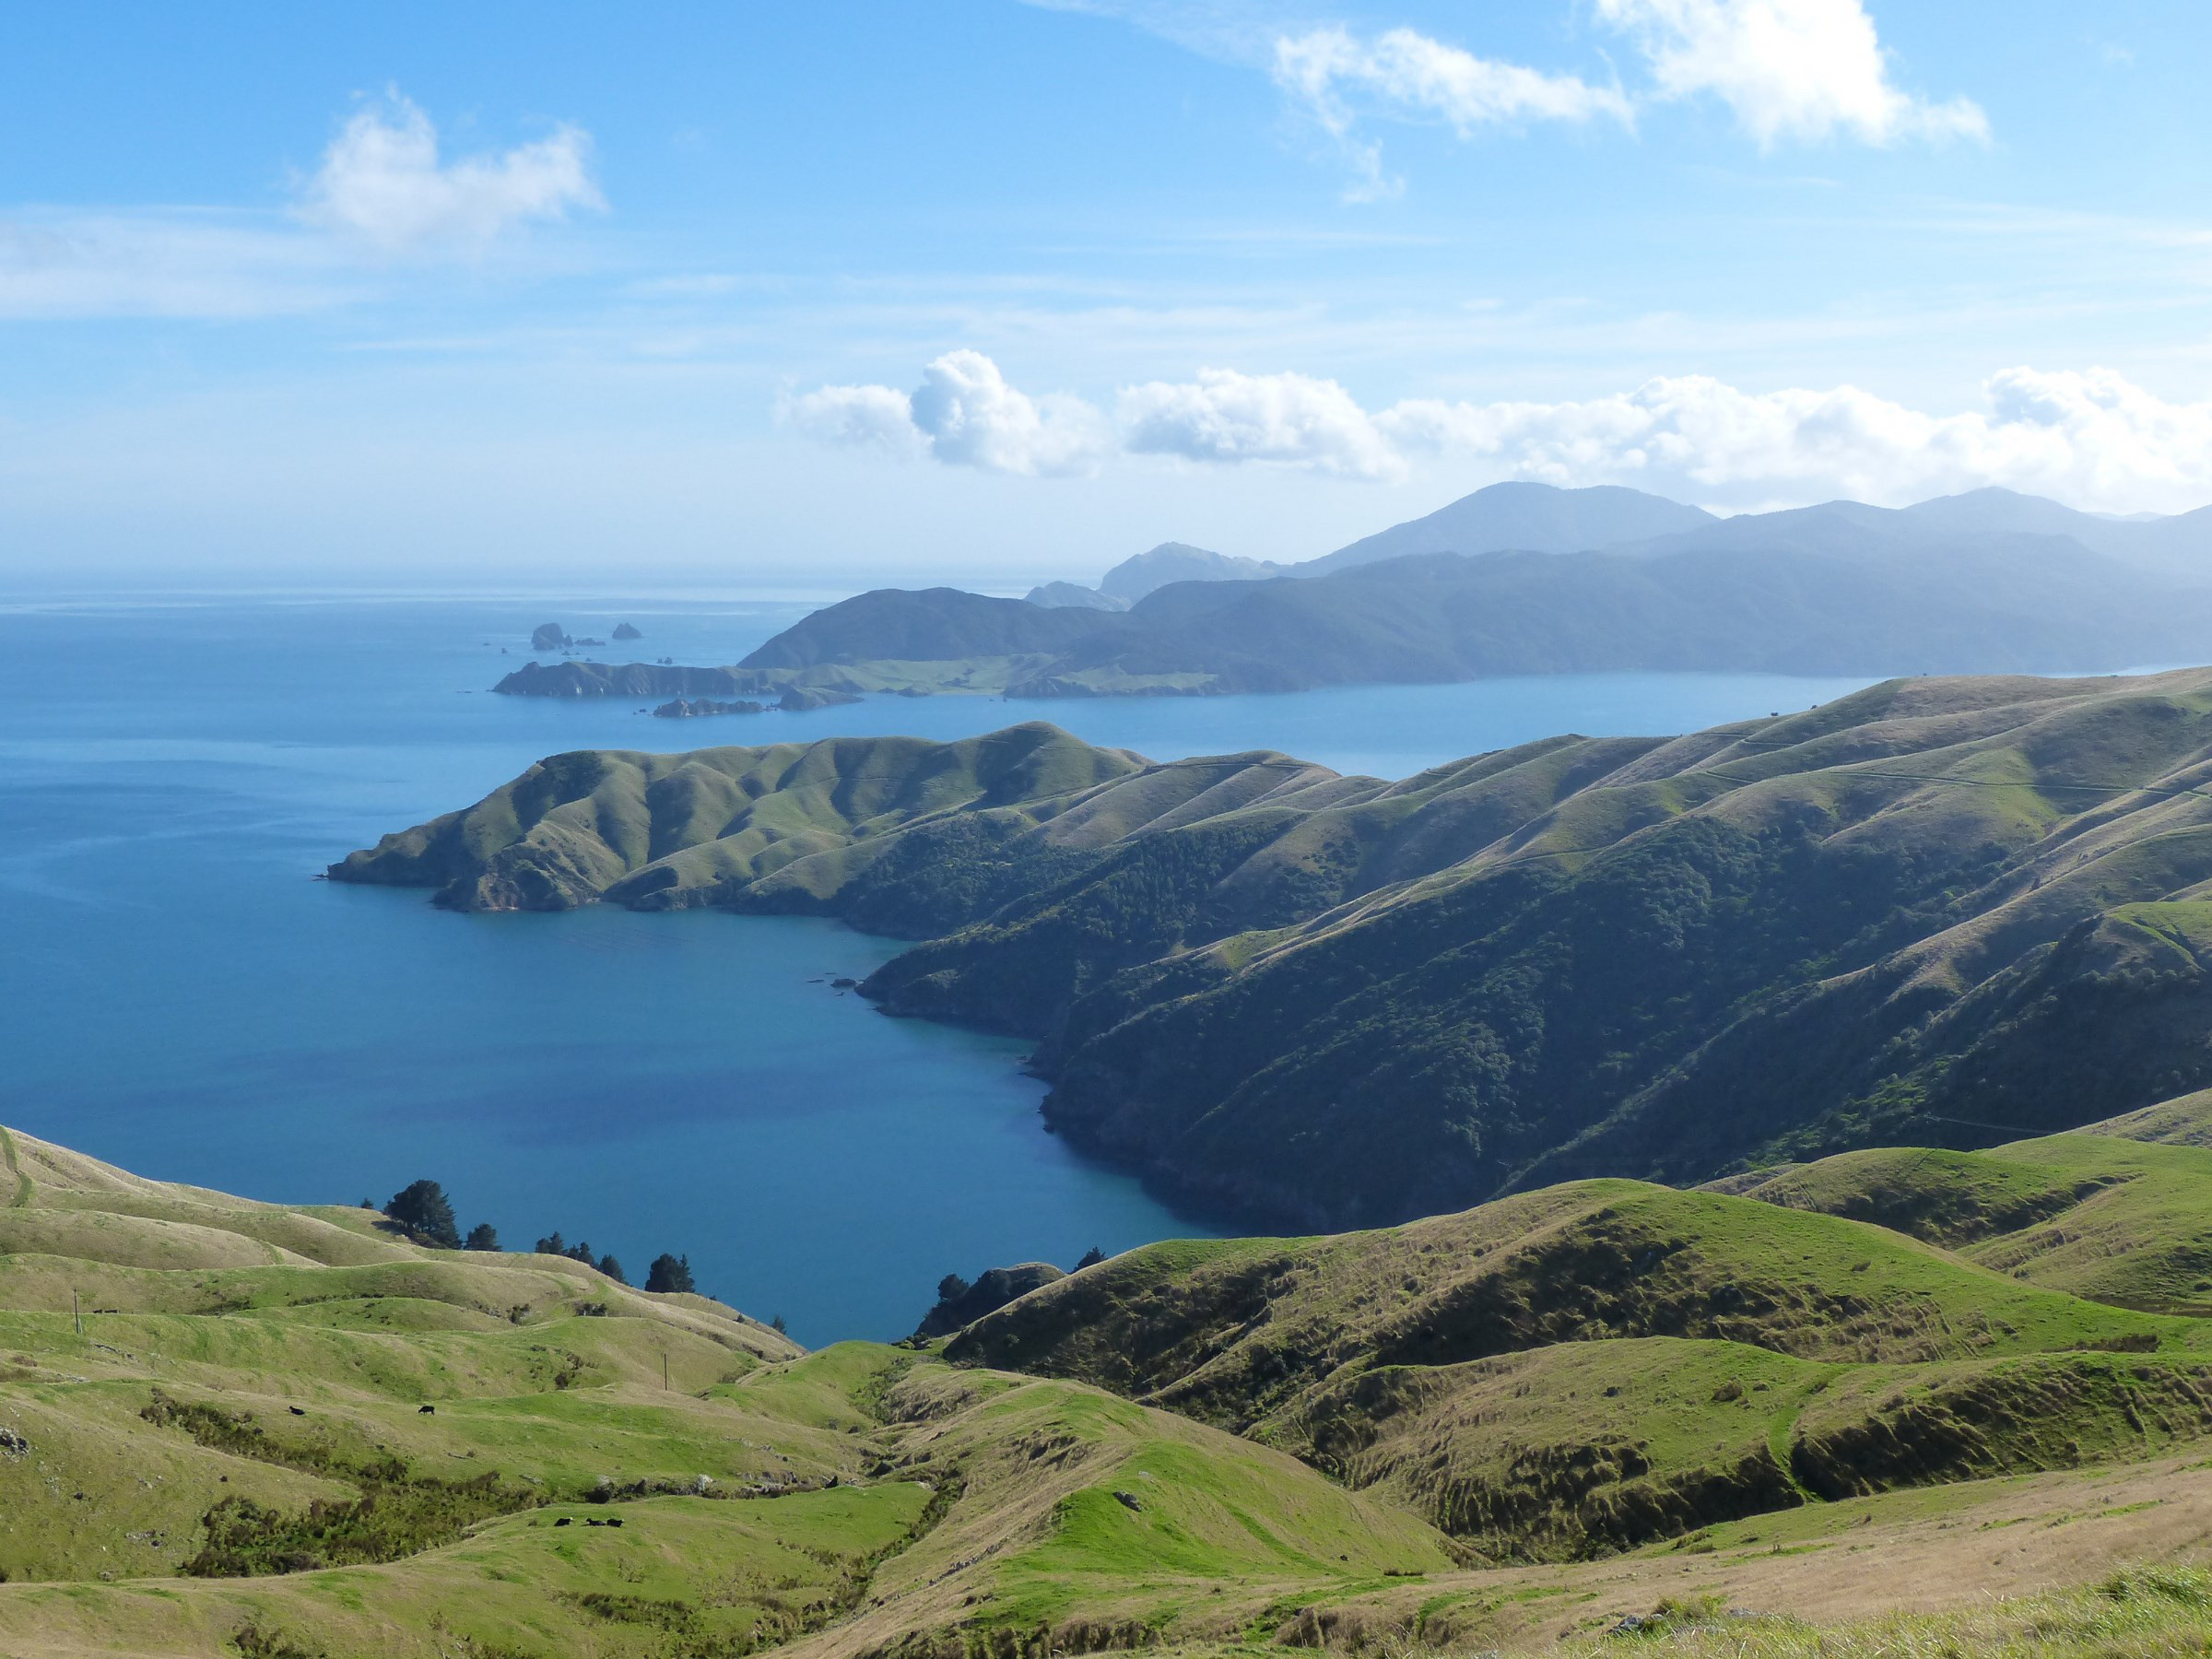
[946,1108,2212,1563]
[0,1126,1454,1658]
[1738,1092,2212,1313]
[343,668,2212,1230]
[4,1124,2211,1654]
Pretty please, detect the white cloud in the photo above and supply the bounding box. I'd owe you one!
[0,214,355,320]
[1120,367,1406,479]
[909,349,1115,476]
[297,91,604,253]
[1273,26,1632,197]
[782,350,1113,477]
[1248,6,1983,190]
[792,351,2212,513]
[1592,0,1986,147]
[782,382,928,456]
[1382,368,2212,510]
[0,91,605,318]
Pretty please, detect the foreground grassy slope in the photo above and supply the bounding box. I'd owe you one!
[948,1121,2212,1561]
[0,1127,1455,1658]
[339,669,2212,1231]
[4,1126,2210,1653]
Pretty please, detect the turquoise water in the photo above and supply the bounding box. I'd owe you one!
[0,590,1877,1340]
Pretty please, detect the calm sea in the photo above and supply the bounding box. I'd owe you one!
[0,589,1877,1341]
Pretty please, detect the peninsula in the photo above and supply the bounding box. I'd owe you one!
[338,666,2212,1230]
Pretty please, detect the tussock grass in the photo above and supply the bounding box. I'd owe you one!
[1558,1564,2212,1656]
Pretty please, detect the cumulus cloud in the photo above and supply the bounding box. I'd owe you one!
[789,350,2212,513]
[297,91,604,253]
[1120,367,1406,479]
[782,350,1112,477]
[1375,369,2209,509]
[1594,0,1988,147]
[782,382,926,456]
[1275,27,1632,197]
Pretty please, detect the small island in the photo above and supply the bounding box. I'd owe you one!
[651,688,864,718]
[651,697,766,718]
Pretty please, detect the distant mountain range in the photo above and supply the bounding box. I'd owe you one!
[1298,479,1718,574]
[492,481,2212,701]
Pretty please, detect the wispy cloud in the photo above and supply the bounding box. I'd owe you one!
[0,213,359,320]
[0,91,603,320]
[1041,0,1987,194]
[1274,27,1633,199]
[789,350,2212,512]
[297,90,605,254]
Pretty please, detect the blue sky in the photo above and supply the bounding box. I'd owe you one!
[4,0,2210,583]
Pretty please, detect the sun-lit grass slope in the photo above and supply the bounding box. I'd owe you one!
[6,1131,2209,1654]
[1740,1094,2212,1314]
[332,721,1369,917]
[2085,1084,2212,1147]
[947,1171,2212,1560]
[1545,1567,2212,1659]
[0,1130,1468,1658]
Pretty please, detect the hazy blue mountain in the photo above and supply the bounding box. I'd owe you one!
[737,586,1119,669]
[1298,481,1717,574]
[499,482,2212,705]
[1620,487,2212,581]
[1025,581,1129,611]
[1098,542,1282,601]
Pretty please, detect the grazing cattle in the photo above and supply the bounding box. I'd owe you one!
[418,1405,436,1415]
[288,1406,305,1417]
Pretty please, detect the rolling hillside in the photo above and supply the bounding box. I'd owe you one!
[0,1125,1450,1657]
[343,668,2212,1230]
[7,1120,2210,1655]
[947,1097,2212,1559]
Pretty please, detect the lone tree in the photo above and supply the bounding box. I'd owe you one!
[645,1253,695,1295]
[464,1223,500,1252]
[936,1273,971,1304]
[385,1180,461,1249]
[597,1254,628,1286]
[1076,1246,1106,1270]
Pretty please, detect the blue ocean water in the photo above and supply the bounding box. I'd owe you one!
[0,590,1877,1341]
